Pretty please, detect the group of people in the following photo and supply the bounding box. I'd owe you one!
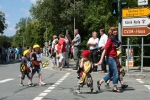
[75,27,128,93]
[19,44,45,86]
[49,29,81,70]
[0,46,22,63]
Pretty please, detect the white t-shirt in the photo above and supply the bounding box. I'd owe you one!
[52,39,58,49]
[98,34,108,48]
[87,37,99,50]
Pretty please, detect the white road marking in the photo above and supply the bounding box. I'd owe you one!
[33,73,70,100]
[43,90,51,93]
[48,87,55,90]
[39,93,48,96]
[136,79,144,83]
[0,78,14,83]
[43,67,49,69]
[144,85,150,90]
[33,97,43,100]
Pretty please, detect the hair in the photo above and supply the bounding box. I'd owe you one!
[107,27,118,37]
[59,34,64,38]
[100,29,105,33]
[65,34,72,44]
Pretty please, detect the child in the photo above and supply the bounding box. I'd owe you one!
[76,50,96,94]
[31,44,45,86]
[105,51,128,89]
[19,50,34,87]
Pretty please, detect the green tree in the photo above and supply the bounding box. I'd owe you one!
[0,11,7,35]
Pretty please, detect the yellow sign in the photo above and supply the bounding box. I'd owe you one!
[122,7,150,18]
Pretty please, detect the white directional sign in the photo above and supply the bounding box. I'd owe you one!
[138,0,148,6]
[122,17,150,27]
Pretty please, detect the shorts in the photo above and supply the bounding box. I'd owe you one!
[22,70,31,75]
[32,67,41,74]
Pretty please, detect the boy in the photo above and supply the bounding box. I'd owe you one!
[105,51,128,89]
[19,50,34,87]
[76,50,96,94]
[31,44,45,86]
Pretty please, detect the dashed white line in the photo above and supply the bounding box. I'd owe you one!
[136,79,144,83]
[33,73,70,100]
[0,78,14,83]
[144,85,150,90]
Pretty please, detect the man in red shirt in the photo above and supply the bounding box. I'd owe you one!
[57,34,66,69]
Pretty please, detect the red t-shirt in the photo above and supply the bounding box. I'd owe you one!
[57,38,66,53]
[104,38,117,58]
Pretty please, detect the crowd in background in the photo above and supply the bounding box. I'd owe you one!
[0,46,23,63]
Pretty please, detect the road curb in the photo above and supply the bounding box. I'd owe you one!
[43,56,150,79]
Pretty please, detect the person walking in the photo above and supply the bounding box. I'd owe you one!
[72,29,81,70]
[87,31,99,72]
[57,34,66,69]
[98,29,108,73]
[97,27,121,93]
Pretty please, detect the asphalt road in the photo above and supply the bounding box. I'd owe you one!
[0,58,150,100]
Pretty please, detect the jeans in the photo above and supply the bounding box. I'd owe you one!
[103,57,118,85]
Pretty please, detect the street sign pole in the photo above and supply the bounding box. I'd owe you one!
[141,37,144,73]
[127,37,129,73]
[118,0,122,65]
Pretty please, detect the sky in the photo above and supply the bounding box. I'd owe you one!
[0,0,37,36]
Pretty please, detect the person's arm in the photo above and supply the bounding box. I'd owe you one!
[98,50,106,65]
[80,58,84,68]
[87,38,98,46]
[31,54,35,69]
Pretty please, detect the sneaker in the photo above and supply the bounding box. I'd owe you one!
[28,83,34,87]
[76,90,82,94]
[97,81,101,91]
[77,75,80,79]
[39,82,46,86]
[18,83,24,87]
[121,84,128,89]
[91,89,97,93]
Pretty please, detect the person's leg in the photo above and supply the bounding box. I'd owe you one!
[37,67,45,85]
[19,73,25,86]
[76,80,81,94]
[97,57,113,91]
[65,52,69,67]
[92,50,98,71]
[73,47,79,70]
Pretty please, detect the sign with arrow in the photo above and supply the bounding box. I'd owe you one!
[138,0,148,6]
[122,27,150,36]
[122,7,150,18]
[122,17,150,27]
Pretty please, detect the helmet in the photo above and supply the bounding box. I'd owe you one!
[23,50,30,56]
[117,51,121,56]
[33,44,40,49]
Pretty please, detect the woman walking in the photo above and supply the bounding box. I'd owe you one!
[97,27,121,93]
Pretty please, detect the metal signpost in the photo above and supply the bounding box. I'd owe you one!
[122,4,150,73]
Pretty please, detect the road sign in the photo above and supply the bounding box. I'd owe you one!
[122,27,150,36]
[122,17,150,27]
[138,0,148,6]
[122,7,150,18]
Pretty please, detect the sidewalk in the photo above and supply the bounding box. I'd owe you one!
[43,56,150,79]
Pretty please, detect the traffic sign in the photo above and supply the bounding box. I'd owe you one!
[122,27,150,36]
[122,7,150,18]
[122,17,150,27]
[138,0,148,6]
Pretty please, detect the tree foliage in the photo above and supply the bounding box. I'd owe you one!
[12,0,150,66]
[0,11,7,35]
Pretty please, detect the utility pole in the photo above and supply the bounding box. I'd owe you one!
[74,0,75,38]
[118,0,122,65]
